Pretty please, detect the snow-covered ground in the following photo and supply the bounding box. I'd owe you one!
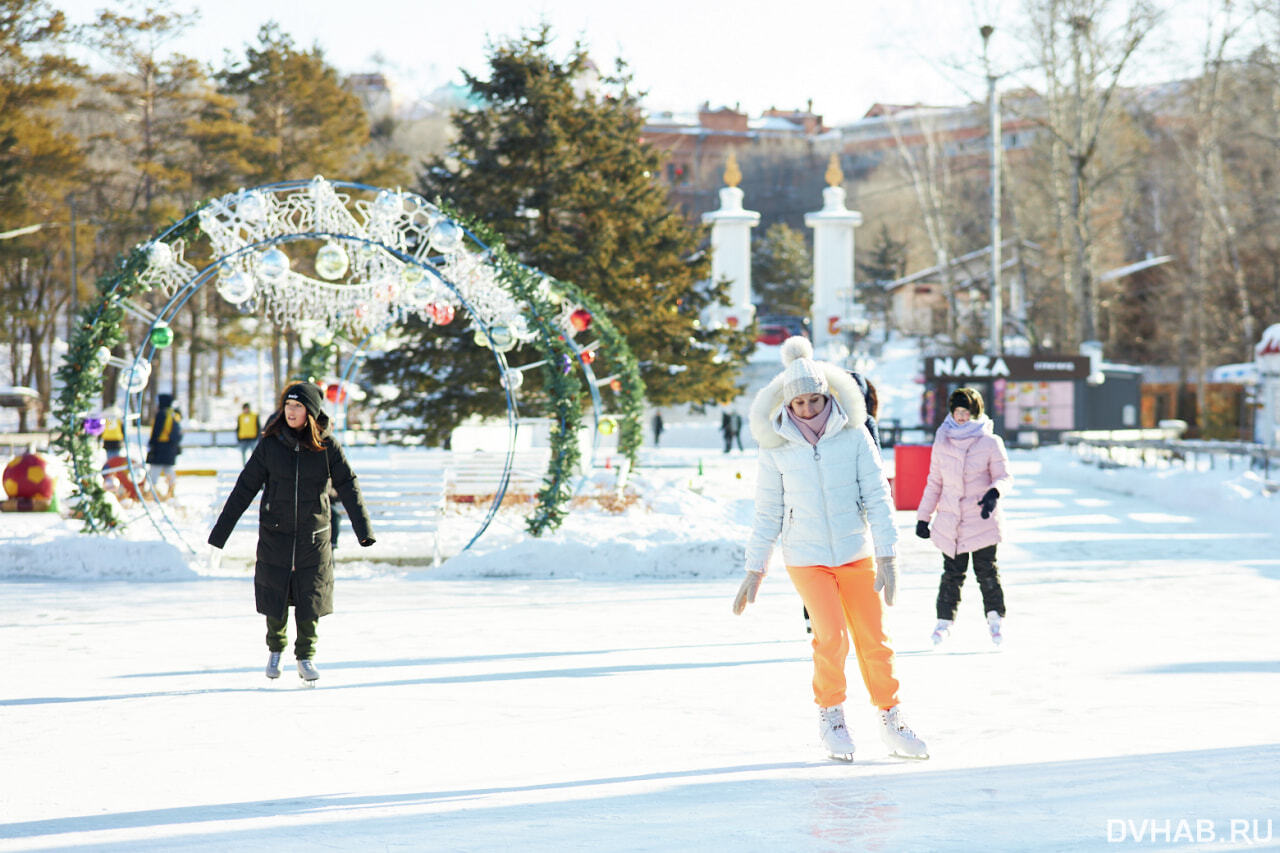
[2,444,1277,851]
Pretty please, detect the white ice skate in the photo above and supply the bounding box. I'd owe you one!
[297,659,319,685]
[930,619,953,646]
[265,651,282,679]
[878,705,928,759]
[818,704,855,761]
[987,611,1003,646]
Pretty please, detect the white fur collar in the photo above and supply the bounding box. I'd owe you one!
[748,363,868,449]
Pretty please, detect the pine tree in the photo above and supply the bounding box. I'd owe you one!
[856,223,906,340]
[365,26,750,438]
[0,0,85,427]
[751,222,812,318]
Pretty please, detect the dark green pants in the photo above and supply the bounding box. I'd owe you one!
[266,610,319,659]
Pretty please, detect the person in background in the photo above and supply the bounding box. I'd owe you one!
[147,393,182,500]
[721,409,744,453]
[208,382,375,685]
[916,387,1013,647]
[101,407,124,455]
[651,412,664,447]
[732,336,928,762]
[236,402,261,464]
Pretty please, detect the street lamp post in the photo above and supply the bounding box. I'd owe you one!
[981,24,1003,356]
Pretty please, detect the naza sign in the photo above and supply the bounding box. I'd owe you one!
[929,355,1011,378]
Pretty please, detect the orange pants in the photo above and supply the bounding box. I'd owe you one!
[787,557,900,710]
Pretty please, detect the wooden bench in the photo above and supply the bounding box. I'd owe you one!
[445,451,549,504]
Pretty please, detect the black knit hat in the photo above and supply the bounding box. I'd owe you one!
[283,382,325,418]
[948,387,984,418]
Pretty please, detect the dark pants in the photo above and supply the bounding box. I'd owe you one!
[936,544,1005,620]
[266,610,319,659]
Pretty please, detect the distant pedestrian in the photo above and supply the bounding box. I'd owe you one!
[732,336,927,762]
[101,407,124,455]
[721,409,744,453]
[236,402,261,465]
[208,382,375,685]
[651,412,664,446]
[916,387,1013,647]
[146,393,182,500]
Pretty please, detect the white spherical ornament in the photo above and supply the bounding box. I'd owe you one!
[217,270,255,304]
[258,248,290,280]
[500,369,524,391]
[428,220,464,254]
[312,327,334,346]
[489,325,516,352]
[315,242,349,280]
[124,361,151,394]
[236,191,266,222]
[94,346,113,370]
[147,241,173,268]
[401,263,425,286]
[473,327,491,349]
[373,190,401,216]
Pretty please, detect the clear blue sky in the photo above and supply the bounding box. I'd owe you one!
[55,0,1222,125]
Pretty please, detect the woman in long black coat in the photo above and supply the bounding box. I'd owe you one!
[209,382,374,684]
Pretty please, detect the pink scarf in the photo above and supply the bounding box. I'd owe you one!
[785,397,833,446]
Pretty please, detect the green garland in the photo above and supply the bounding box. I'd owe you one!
[52,191,638,540]
[442,205,646,535]
[51,216,201,532]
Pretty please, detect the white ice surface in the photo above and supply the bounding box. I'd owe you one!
[1,447,1278,851]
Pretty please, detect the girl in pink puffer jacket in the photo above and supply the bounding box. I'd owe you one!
[915,387,1013,646]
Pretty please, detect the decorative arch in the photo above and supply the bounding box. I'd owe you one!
[52,178,644,554]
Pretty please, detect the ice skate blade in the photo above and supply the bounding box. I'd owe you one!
[890,750,929,760]
[298,677,317,687]
[827,751,855,762]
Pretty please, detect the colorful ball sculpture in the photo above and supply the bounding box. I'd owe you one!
[150,323,174,349]
[4,452,55,501]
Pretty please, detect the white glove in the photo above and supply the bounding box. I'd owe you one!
[732,571,763,615]
[874,556,897,606]
[207,547,223,572]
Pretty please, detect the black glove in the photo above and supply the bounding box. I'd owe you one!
[915,520,931,539]
[359,537,375,547]
[978,488,999,519]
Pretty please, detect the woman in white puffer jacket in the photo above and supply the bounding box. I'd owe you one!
[732,337,928,762]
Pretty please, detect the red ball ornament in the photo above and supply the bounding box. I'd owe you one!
[4,452,55,500]
[609,379,622,392]
[579,349,597,365]
[325,383,346,404]
[428,303,455,325]
[569,309,593,332]
[726,315,740,329]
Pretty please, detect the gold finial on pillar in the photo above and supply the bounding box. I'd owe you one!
[724,151,742,188]
[825,153,844,187]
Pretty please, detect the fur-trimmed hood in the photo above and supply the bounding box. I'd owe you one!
[748,360,868,450]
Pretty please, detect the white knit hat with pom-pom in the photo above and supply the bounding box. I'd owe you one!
[780,336,828,402]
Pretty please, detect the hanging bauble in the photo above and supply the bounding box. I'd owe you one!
[373,190,401,216]
[500,369,524,391]
[489,325,515,352]
[94,346,113,371]
[312,327,334,346]
[579,348,597,365]
[217,269,255,304]
[315,242,349,280]
[401,263,426,286]
[236,190,266,222]
[609,378,623,392]
[82,416,105,437]
[427,220,464,254]
[558,353,573,374]
[598,416,618,436]
[258,247,290,279]
[150,323,175,349]
[124,361,151,394]
[147,241,173,268]
[428,303,455,325]
[570,309,593,332]
[325,383,346,404]
[473,327,491,349]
